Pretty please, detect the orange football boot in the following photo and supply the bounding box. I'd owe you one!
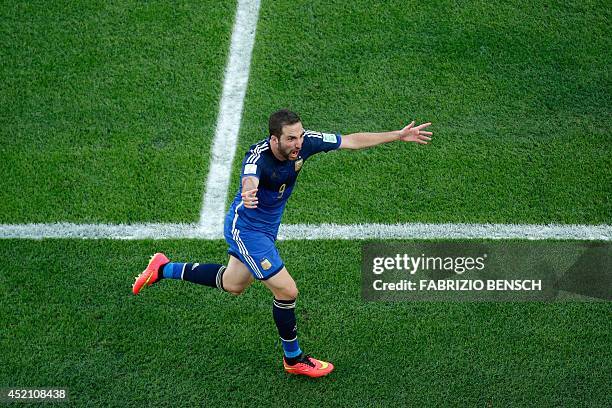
[132,253,169,295]
[283,354,334,378]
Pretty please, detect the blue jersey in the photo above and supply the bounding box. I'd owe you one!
[226,130,342,237]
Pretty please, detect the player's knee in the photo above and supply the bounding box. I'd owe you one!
[278,285,298,300]
[224,282,247,296]
[222,277,250,296]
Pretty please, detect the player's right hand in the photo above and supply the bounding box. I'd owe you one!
[241,188,259,209]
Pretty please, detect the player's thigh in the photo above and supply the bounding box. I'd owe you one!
[227,228,285,281]
[223,255,254,294]
[262,267,298,300]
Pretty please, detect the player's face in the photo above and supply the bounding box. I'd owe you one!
[278,122,304,161]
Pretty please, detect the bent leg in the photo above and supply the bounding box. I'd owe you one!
[222,255,255,295]
[162,261,225,289]
[160,255,253,296]
[134,253,232,295]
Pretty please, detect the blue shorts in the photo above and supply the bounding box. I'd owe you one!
[223,220,285,281]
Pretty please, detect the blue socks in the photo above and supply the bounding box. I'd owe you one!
[273,298,302,358]
[162,263,185,279]
[161,263,226,291]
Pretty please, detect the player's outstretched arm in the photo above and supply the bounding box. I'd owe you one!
[241,176,259,209]
[339,121,432,150]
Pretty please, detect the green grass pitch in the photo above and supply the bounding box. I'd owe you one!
[0,0,235,223]
[236,0,611,225]
[1,0,609,224]
[1,240,610,406]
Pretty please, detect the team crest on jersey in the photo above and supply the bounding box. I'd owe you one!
[261,258,272,270]
[294,158,303,172]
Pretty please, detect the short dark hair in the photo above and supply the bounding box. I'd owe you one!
[269,109,301,138]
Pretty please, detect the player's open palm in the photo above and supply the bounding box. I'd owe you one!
[399,121,432,144]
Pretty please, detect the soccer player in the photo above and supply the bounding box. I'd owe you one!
[132,109,432,377]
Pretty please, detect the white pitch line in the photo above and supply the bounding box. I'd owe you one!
[0,223,206,240]
[278,223,612,241]
[0,223,610,240]
[199,0,261,235]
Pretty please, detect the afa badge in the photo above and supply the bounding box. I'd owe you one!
[261,258,272,270]
[294,158,303,172]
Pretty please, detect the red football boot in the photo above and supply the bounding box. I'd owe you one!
[283,354,334,378]
[132,253,169,295]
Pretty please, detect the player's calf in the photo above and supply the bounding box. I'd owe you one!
[271,297,334,377]
[132,255,229,295]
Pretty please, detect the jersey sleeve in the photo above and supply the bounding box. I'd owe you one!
[240,146,265,179]
[302,130,342,157]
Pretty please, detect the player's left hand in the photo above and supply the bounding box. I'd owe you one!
[399,121,432,144]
